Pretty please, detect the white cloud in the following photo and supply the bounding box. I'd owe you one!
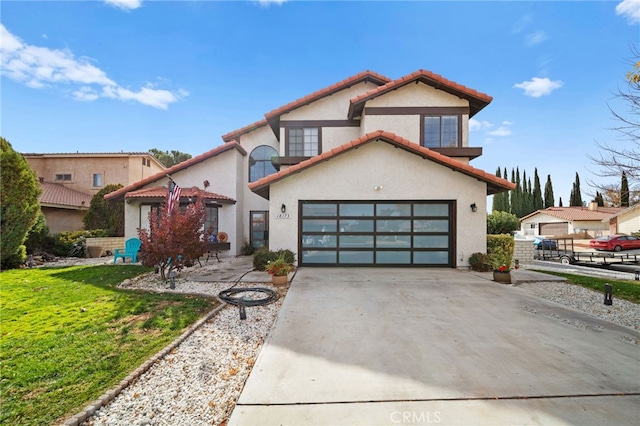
[488,126,512,137]
[0,24,186,109]
[616,0,640,24]
[525,30,548,46]
[469,118,493,131]
[514,77,563,97]
[256,0,288,7]
[105,0,143,11]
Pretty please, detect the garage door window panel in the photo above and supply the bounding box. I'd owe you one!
[302,234,337,248]
[376,203,411,216]
[340,251,374,264]
[341,235,374,248]
[414,235,449,248]
[377,251,411,264]
[377,219,411,233]
[377,235,411,248]
[340,219,373,232]
[303,250,337,264]
[340,203,374,216]
[302,219,337,232]
[302,203,337,216]
[414,219,449,232]
[414,251,449,264]
[415,204,449,216]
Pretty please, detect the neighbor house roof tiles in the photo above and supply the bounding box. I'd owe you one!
[520,206,624,222]
[105,142,245,201]
[348,69,493,119]
[40,181,92,209]
[248,130,515,199]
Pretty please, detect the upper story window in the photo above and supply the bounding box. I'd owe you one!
[287,127,320,156]
[423,115,459,148]
[249,145,278,182]
[93,173,103,187]
[55,173,72,182]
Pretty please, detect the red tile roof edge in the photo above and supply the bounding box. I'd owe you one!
[221,118,269,142]
[263,70,391,122]
[105,142,246,201]
[125,186,236,203]
[248,130,515,194]
[348,69,493,119]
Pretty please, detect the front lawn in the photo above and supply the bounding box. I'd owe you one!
[535,270,640,303]
[0,264,218,426]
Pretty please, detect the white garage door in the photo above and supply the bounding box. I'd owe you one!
[299,201,455,267]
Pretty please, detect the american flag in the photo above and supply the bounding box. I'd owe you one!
[167,180,181,213]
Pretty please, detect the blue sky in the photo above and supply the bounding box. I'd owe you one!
[1,0,638,205]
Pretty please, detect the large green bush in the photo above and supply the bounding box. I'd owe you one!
[468,252,491,272]
[487,211,520,235]
[83,184,124,236]
[53,230,108,257]
[253,248,295,271]
[1,137,41,269]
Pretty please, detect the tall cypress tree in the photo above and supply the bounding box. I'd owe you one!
[594,191,604,207]
[544,174,554,208]
[533,168,543,211]
[492,168,508,212]
[559,196,563,207]
[504,167,511,212]
[570,173,583,207]
[621,171,630,207]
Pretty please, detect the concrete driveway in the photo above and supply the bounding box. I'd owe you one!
[229,268,640,425]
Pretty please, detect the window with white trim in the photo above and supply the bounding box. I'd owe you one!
[93,173,103,187]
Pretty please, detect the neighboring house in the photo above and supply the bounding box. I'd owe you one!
[607,204,640,235]
[23,152,166,233]
[106,69,514,268]
[39,180,93,234]
[519,203,624,238]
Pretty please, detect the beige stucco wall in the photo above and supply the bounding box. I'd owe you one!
[617,208,640,234]
[42,207,86,234]
[362,83,470,147]
[281,81,378,121]
[26,155,163,195]
[320,127,361,151]
[266,140,487,268]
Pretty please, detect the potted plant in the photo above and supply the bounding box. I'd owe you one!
[487,234,515,284]
[265,254,294,286]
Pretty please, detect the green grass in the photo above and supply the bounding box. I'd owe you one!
[534,270,640,303]
[0,264,219,426]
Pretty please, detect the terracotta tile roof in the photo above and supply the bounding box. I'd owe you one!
[520,206,624,222]
[221,118,269,143]
[348,69,493,119]
[248,130,515,199]
[125,186,235,203]
[40,181,92,209]
[263,70,391,136]
[105,142,246,201]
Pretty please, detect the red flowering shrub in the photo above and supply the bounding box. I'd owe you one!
[138,190,211,280]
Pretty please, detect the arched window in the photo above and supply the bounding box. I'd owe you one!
[249,145,278,182]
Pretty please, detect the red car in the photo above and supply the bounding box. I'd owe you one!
[589,235,640,252]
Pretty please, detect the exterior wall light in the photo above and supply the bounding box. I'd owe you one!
[470,203,478,213]
[281,203,286,213]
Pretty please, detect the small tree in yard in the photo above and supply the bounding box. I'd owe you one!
[138,189,211,280]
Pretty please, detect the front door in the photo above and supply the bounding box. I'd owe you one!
[250,211,269,249]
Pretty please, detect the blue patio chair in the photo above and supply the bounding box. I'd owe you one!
[113,238,142,263]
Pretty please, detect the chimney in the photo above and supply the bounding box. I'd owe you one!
[588,201,598,211]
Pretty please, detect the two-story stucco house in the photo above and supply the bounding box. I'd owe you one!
[24,152,166,233]
[106,70,514,268]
